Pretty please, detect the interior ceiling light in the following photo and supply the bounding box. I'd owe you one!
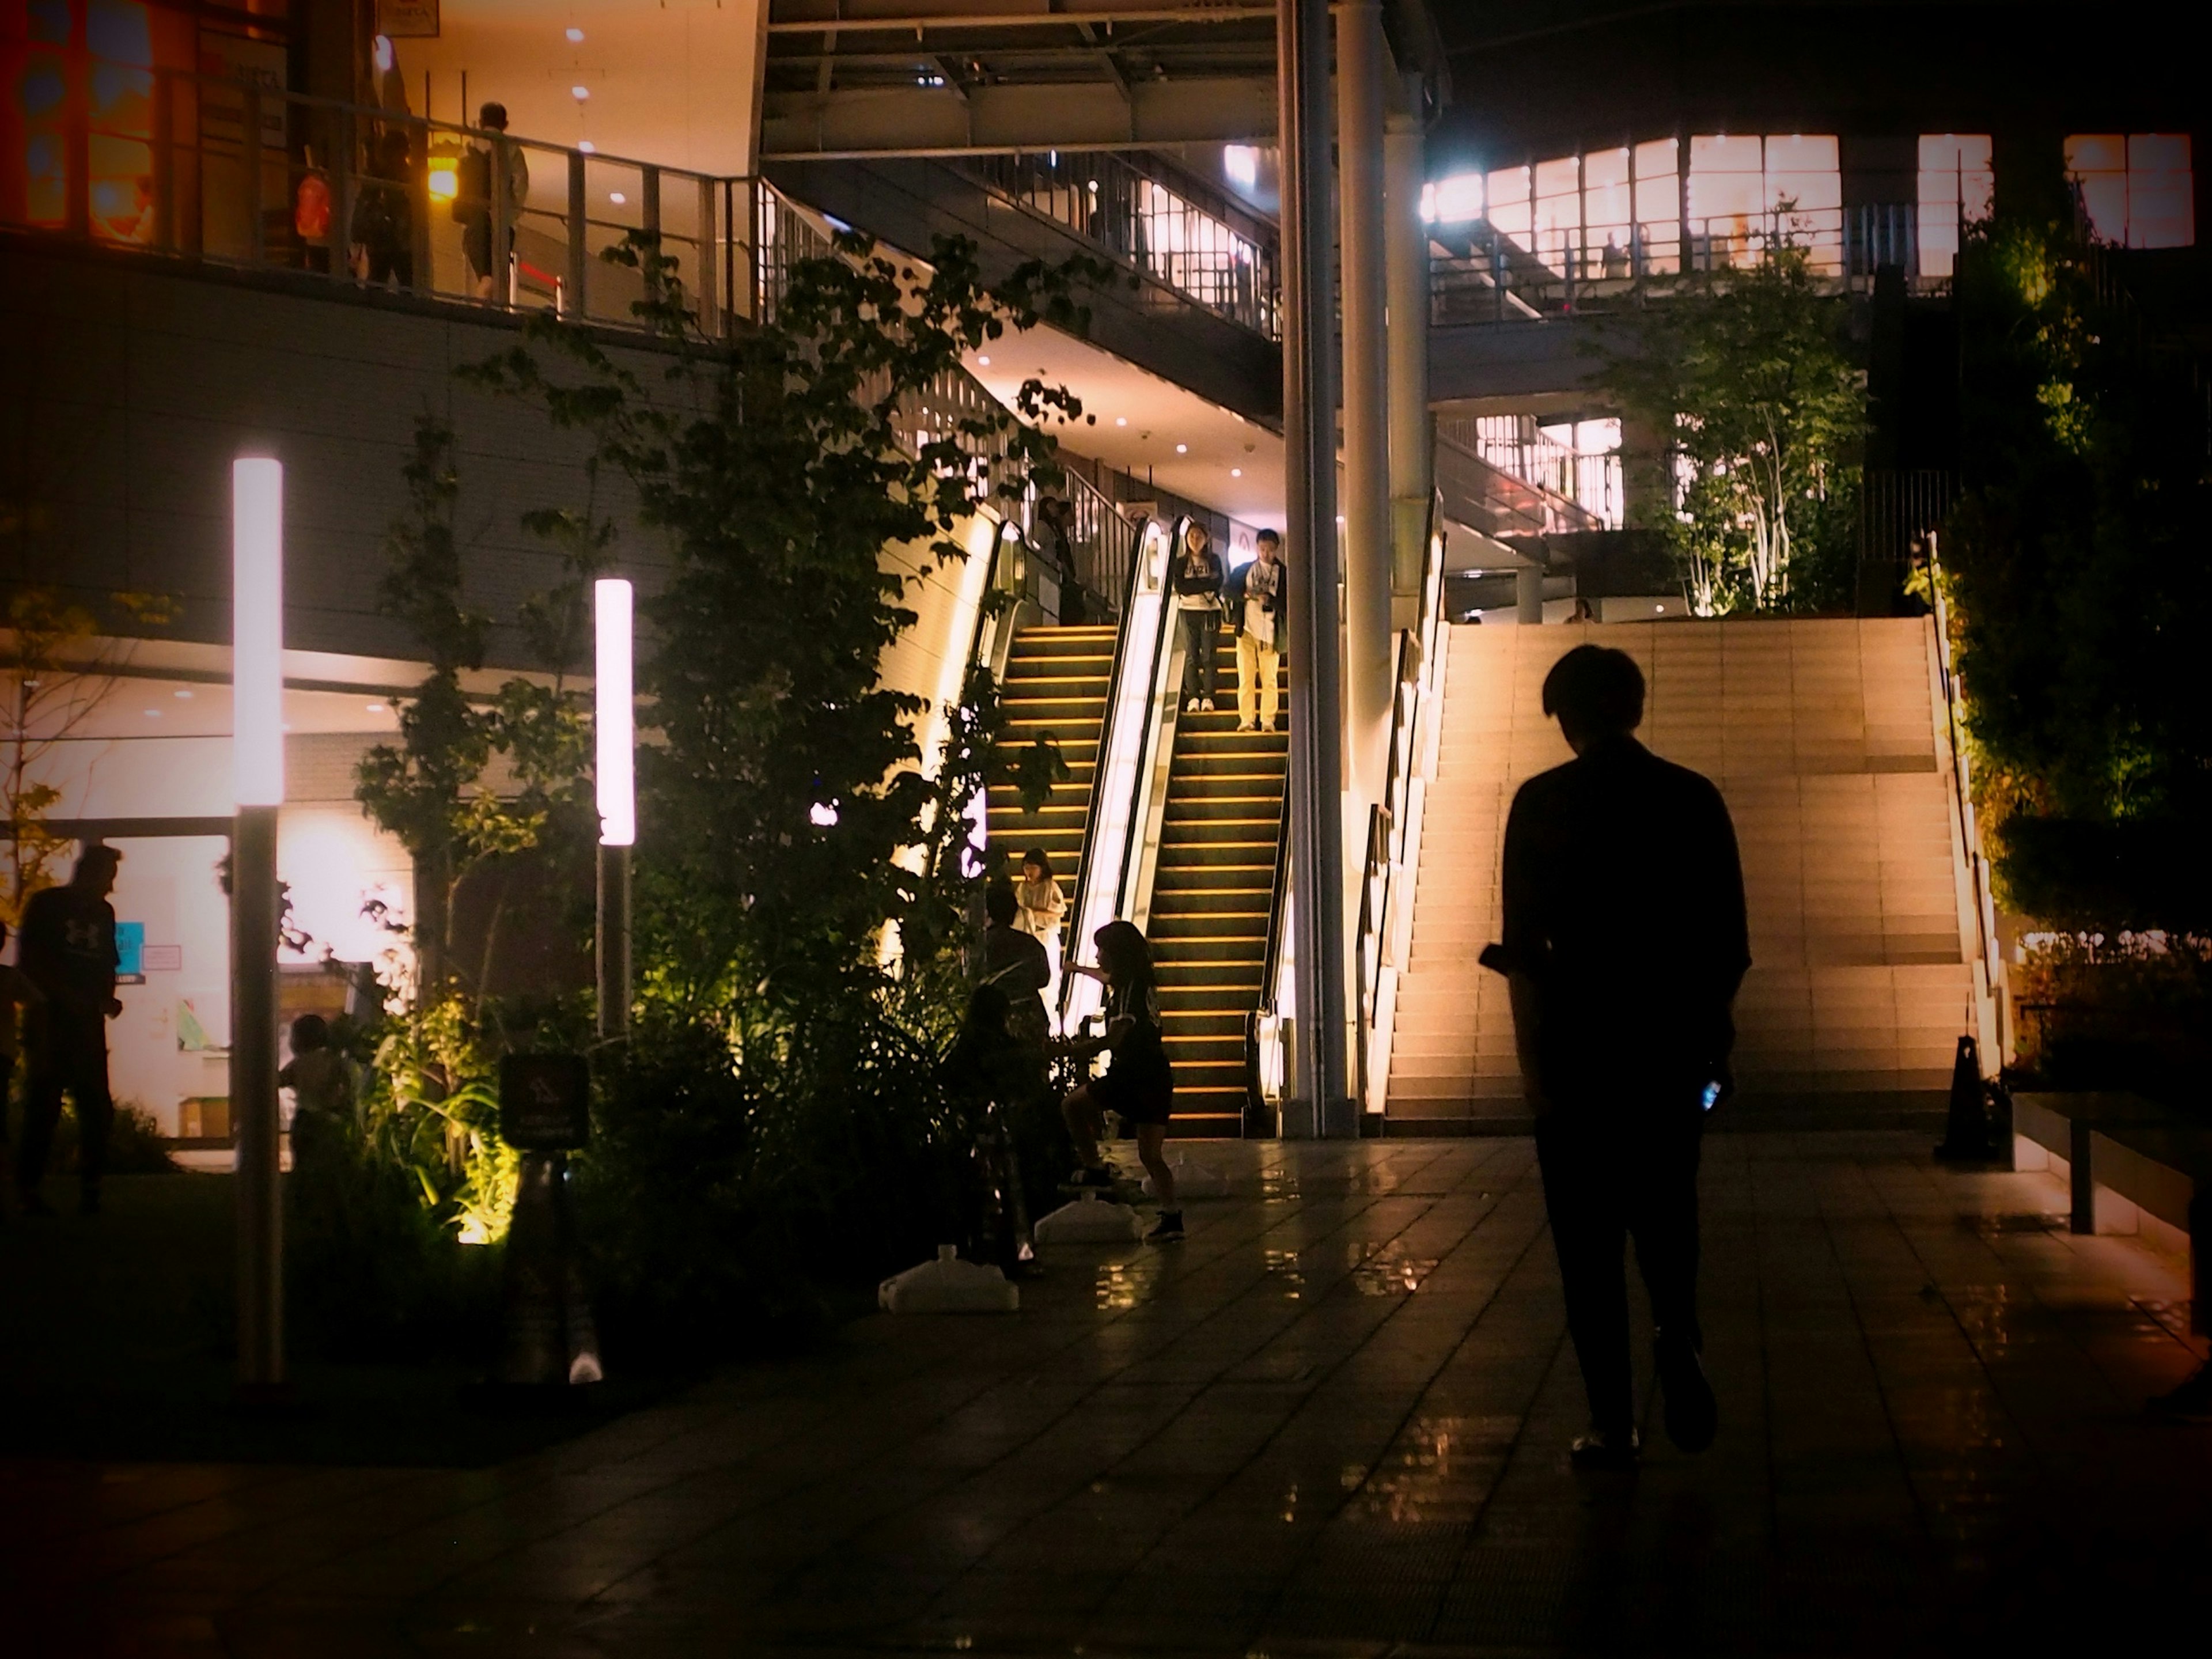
[578,140,596,153]
[173,687,192,699]
[977,354,990,366]
[566,27,585,43]
[1232,467,1243,478]
[1175,444,1188,453]
[610,191,626,204]
[572,85,590,100]
[1115,416,1127,426]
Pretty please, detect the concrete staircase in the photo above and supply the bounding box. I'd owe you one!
[1386,618,1975,1131]
[987,625,1115,924]
[1149,631,1289,1137]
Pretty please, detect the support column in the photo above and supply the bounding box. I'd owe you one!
[597,844,631,1039]
[1337,0,1391,817]
[232,804,283,1394]
[1277,0,1347,1138]
[1385,74,1431,625]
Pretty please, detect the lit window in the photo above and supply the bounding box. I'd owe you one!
[1581,147,1630,272]
[1223,145,1259,188]
[2067,133,2194,248]
[1633,137,1680,274]
[1425,171,1483,224]
[1486,164,1531,243]
[1916,134,1994,278]
[1688,135,1840,271]
[1532,154,1580,274]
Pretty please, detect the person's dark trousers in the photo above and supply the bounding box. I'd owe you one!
[17,1010,113,1198]
[1533,1092,1705,1437]
[1180,609,1219,702]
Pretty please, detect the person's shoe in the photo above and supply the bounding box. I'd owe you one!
[1569,1427,1641,1471]
[17,1190,54,1219]
[1237,721,1258,732]
[1184,696,1201,713]
[1146,1210,1185,1243]
[1656,1332,1718,1453]
[1199,697,1215,712]
[2148,1361,2212,1422]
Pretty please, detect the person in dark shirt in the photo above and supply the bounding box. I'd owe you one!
[982,882,1052,1059]
[1061,920,1182,1243]
[17,844,124,1216]
[1170,521,1226,713]
[1491,644,1748,1469]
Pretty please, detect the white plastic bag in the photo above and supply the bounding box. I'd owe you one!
[1033,1193,1145,1245]
[878,1245,1020,1313]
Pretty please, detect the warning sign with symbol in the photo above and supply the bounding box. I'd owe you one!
[499,1054,592,1150]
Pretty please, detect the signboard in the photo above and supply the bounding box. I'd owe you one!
[500,1054,592,1150]
[376,0,441,39]
[116,921,146,984]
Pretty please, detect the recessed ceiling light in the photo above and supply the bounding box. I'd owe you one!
[578,139,596,154]
[173,687,192,699]
[1231,467,1243,478]
[977,354,990,366]
[365,701,388,714]
[566,26,585,43]
[1115,416,1127,427]
[1175,443,1188,454]
[143,707,161,718]
[609,191,626,204]
[572,85,590,100]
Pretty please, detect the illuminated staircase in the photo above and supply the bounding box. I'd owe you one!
[986,625,1116,924]
[1148,632,1289,1137]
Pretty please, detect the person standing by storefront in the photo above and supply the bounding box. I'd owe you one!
[1225,528,1286,732]
[458,102,529,300]
[16,845,123,1217]
[1172,521,1225,712]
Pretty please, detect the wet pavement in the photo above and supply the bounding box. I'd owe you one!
[6,1135,2209,1656]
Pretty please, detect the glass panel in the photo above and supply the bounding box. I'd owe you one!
[1766,134,1840,271]
[1916,134,1992,276]
[2127,132,2194,248]
[1486,164,1530,242]
[1633,137,1679,274]
[1426,171,1482,224]
[1689,135,1763,267]
[1532,153,1578,274]
[1582,146,1630,272]
[2066,134,2129,244]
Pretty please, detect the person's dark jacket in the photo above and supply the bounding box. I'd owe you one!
[18,884,118,1016]
[1222,556,1286,645]
[1171,545,1224,606]
[1498,734,1748,1105]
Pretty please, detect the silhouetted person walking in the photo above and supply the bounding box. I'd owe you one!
[1492,645,1748,1468]
[17,844,124,1217]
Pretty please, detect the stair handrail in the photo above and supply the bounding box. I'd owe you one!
[1058,514,1177,1033]
[1924,543,2009,1072]
[1352,490,1450,1120]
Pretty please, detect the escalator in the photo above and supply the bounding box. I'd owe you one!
[986,625,1116,919]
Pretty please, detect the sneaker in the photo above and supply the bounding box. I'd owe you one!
[1184,696,1200,713]
[1656,1332,1718,1453]
[1569,1427,1641,1471]
[1146,1210,1185,1243]
[2149,1362,2212,1422]
[1237,721,1258,732]
[1199,697,1215,712]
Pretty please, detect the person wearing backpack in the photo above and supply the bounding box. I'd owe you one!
[351,127,414,288]
[456,102,528,300]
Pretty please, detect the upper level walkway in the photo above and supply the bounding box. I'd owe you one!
[7,1135,2207,1654]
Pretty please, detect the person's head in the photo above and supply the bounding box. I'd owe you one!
[1183,521,1210,557]
[71,844,120,897]
[985,882,1019,929]
[1093,919,1150,988]
[1256,529,1281,565]
[478,101,509,132]
[1022,847,1052,883]
[1541,644,1645,753]
[290,1013,330,1053]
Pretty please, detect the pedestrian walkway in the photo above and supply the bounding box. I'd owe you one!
[7,1137,2208,1655]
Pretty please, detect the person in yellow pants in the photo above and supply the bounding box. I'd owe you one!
[1226,528,1286,731]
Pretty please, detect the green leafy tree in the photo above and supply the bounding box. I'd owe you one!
[1605,240,1866,612]
[1944,213,2212,928]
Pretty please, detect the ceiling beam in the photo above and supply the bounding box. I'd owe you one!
[769,7,1277,34]
[764,75,1277,157]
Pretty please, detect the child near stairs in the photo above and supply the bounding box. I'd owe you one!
[1060,921,1183,1243]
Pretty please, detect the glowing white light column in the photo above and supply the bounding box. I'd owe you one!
[594,578,634,1036]
[230,456,285,1396]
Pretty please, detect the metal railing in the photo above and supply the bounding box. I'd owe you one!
[962,149,1281,340]
[1429,203,1937,324]
[1351,491,1449,1118]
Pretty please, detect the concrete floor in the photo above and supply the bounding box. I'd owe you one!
[6,1135,2208,1656]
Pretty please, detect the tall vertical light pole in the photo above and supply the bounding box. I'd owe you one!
[231,456,285,1396]
[1278,0,1348,1137]
[594,578,634,1039]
